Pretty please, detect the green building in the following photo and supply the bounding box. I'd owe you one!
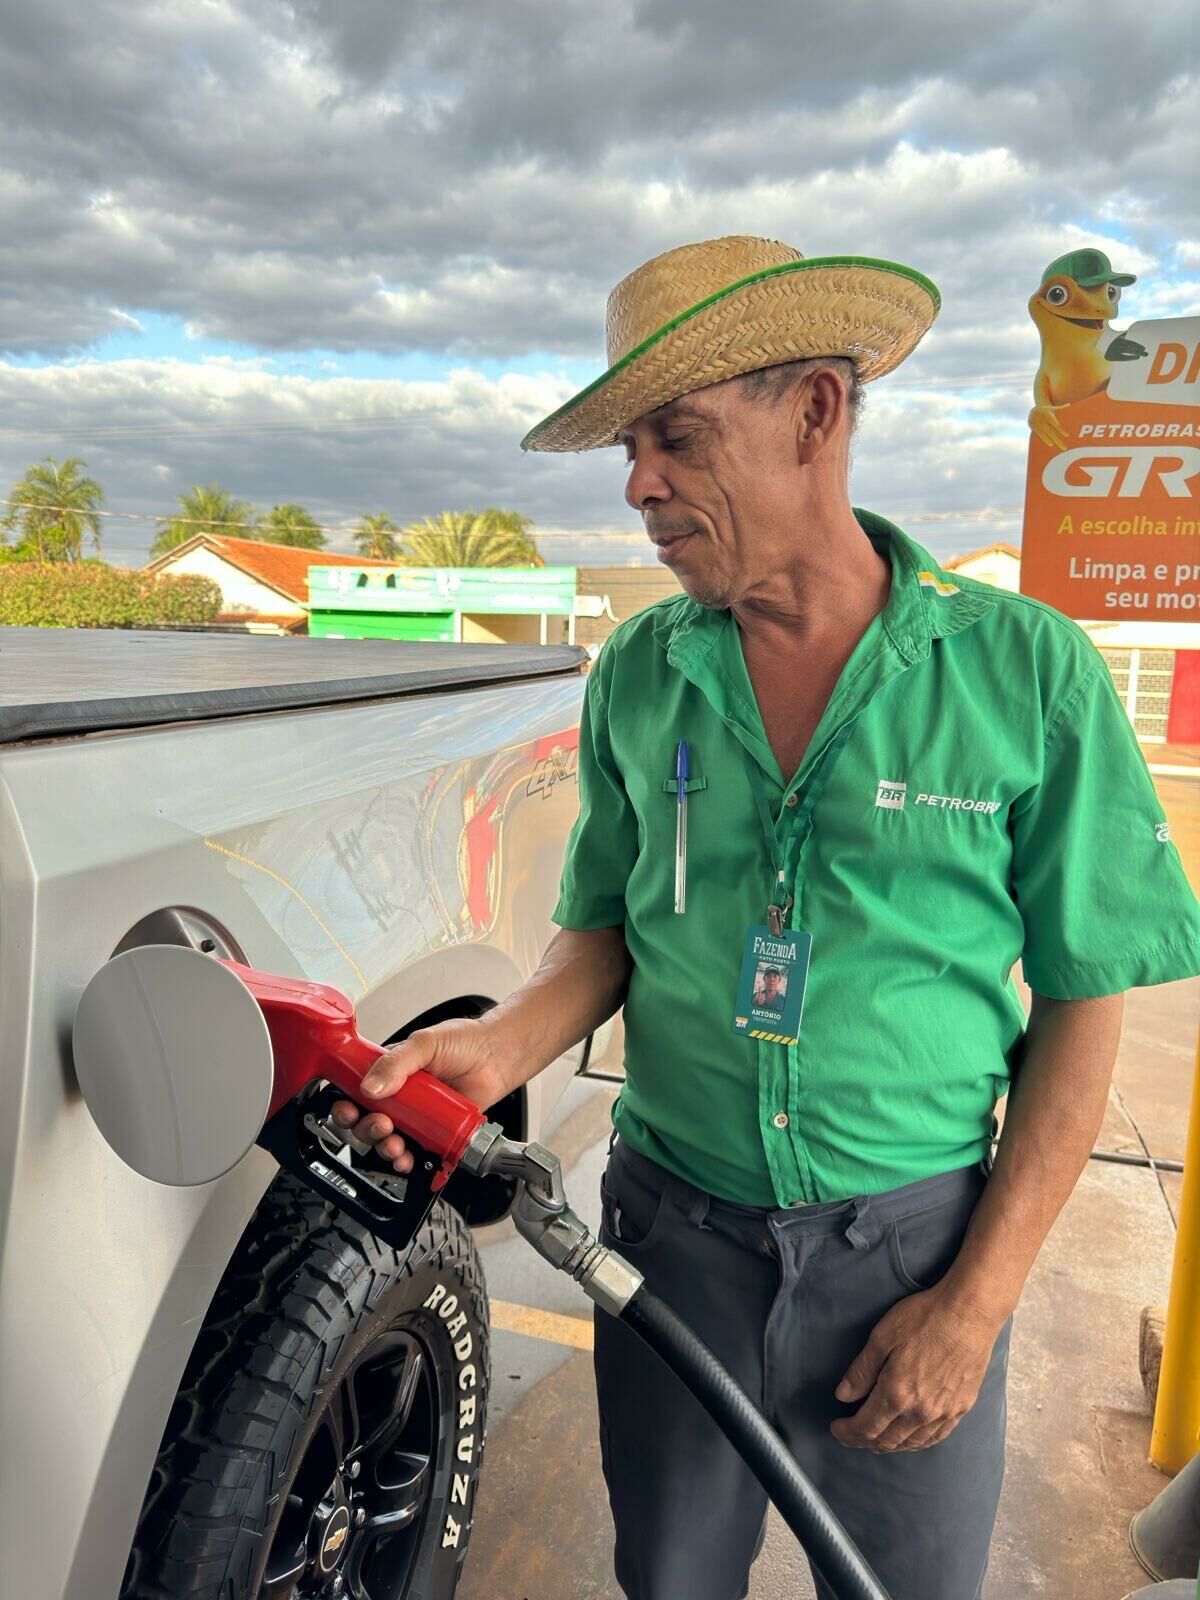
[308,565,579,645]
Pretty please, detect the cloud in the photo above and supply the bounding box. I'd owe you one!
[0,353,1030,569]
[0,0,1195,554]
[0,0,1194,361]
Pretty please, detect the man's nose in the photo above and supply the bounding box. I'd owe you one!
[624,450,670,513]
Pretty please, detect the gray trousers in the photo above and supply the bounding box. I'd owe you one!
[593,1137,1010,1600]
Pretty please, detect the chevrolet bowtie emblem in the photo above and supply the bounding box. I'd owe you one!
[323,1524,349,1557]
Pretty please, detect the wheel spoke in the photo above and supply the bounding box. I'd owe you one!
[353,1339,425,1462]
[391,1341,425,1436]
[325,1374,359,1466]
[260,1494,307,1597]
[260,1571,303,1600]
[365,1449,432,1531]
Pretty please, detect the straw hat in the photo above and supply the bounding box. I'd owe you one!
[521,235,939,453]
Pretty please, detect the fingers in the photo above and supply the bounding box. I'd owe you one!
[359,1035,435,1099]
[844,1410,961,1454]
[328,1099,414,1174]
[894,1419,956,1452]
[830,1388,900,1449]
[835,1329,888,1404]
[1029,407,1068,450]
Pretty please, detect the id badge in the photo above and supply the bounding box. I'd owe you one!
[732,925,812,1046]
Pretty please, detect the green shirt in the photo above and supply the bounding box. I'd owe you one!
[553,510,1200,1207]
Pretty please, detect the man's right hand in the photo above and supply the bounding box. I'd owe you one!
[330,1017,510,1173]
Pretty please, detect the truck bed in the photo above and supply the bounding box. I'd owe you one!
[0,627,586,743]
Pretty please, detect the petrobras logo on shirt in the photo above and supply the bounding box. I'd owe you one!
[876,778,1001,815]
[913,791,1002,815]
[875,779,907,810]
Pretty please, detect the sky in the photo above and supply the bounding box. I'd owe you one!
[1,0,1197,570]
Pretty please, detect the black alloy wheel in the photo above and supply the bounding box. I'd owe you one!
[262,1330,438,1599]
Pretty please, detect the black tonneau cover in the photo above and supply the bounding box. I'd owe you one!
[0,627,586,743]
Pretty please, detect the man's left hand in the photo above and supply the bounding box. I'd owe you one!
[830,1286,1003,1453]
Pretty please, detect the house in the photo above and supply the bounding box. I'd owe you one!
[145,535,394,631]
[942,542,1022,592]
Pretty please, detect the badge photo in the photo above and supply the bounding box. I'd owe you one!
[732,926,812,1046]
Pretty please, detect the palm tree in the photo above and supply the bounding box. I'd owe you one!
[152,485,257,555]
[400,508,541,568]
[352,512,401,560]
[3,456,105,561]
[257,503,326,550]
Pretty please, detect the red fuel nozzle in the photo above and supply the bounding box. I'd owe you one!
[222,960,486,1194]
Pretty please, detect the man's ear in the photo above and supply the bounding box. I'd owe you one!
[794,368,847,465]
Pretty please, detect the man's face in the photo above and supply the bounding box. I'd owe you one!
[763,970,782,998]
[616,373,831,609]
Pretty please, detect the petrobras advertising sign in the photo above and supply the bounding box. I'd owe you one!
[1020,248,1200,621]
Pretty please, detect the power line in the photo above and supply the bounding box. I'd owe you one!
[1,496,1023,542]
[0,411,523,442]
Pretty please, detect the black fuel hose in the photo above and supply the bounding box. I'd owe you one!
[621,1288,892,1600]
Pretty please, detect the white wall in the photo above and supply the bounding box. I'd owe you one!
[461,613,569,645]
[1082,619,1200,650]
[158,547,305,618]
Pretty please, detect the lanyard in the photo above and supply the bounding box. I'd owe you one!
[742,717,860,935]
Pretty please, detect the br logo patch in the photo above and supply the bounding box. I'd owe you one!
[875,779,907,810]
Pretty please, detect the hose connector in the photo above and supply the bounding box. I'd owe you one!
[461,1123,643,1316]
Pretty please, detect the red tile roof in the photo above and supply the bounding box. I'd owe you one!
[943,541,1022,571]
[148,533,394,605]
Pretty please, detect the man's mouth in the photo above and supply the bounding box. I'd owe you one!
[649,530,694,563]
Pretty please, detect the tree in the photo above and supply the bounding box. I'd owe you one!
[352,512,401,560]
[3,456,105,561]
[152,484,257,555]
[257,503,326,550]
[399,508,541,568]
[0,564,221,628]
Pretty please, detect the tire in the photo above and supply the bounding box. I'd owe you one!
[122,1172,490,1600]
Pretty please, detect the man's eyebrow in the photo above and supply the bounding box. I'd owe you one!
[656,402,708,424]
[616,401,711,443]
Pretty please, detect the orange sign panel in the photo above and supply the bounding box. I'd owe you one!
[1021,286,1200,620]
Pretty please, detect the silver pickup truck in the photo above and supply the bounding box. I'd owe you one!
[0,627,595,1600]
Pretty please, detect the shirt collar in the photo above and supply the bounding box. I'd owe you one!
[652,508,995,666]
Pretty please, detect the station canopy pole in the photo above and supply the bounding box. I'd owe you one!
[1150,1029,1200,1475]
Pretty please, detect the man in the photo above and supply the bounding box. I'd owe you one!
[334,236,1200,1599]
[753,966,786,1013]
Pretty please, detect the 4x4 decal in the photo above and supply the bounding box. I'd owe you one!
[527,744,579,799]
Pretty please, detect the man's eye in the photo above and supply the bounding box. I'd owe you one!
[664,434,692,450]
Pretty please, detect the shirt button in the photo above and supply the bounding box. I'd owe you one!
[771,1111,789,1129]
[784,793,799,809]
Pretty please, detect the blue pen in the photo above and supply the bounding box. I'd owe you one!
[674,740,689,915]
